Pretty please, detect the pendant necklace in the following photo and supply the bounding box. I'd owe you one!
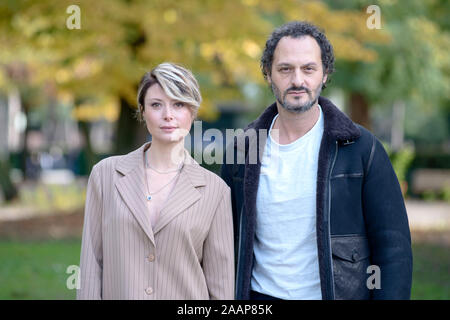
[144,150,184,201]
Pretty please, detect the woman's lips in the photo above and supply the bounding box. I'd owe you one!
[160,126,177,133]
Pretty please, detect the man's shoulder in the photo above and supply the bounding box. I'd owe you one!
[354,124,377,144]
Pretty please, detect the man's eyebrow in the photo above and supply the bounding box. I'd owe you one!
[302,62,318,67]
[275,62,293,67]
[275,62,318,67]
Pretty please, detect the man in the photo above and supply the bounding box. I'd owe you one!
[220,21,412,300]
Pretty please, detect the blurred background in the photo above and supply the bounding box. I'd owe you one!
[0,0,448,299]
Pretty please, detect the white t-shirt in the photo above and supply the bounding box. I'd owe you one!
[251,105,324,300]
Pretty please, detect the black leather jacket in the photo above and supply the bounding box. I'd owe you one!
[220,97,412,300]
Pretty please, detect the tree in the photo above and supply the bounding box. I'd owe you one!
[0,0,393,160]
[325,0,449,136]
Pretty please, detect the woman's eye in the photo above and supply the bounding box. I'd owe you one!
[151,103,161,107]
[174,102,185,107]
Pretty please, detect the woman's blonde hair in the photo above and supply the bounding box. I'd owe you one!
[136,62,202,122]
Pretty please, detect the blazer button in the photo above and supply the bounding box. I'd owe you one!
[148,254,155,262]
[145,287,153,295]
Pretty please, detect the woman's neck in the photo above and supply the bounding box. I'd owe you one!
[145,140,185,171]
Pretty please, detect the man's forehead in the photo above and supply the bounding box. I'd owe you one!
[273,35,321,64]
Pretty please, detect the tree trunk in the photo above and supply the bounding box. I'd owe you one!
[78,120,97,174]
[348,92,371,131]
[20,99,31,179]
[0,158,18,201]
[0,93,18,202]
[114,97,147,155]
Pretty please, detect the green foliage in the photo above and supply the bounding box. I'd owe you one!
[17,183,86,213]
[328,0,449,113]
[421,187,450,203]
[422,190,439,202]
[383,142,415,183]
[404,99,449,146]
[442,187,450,202]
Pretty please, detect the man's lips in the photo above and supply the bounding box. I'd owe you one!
[288,90,307,94]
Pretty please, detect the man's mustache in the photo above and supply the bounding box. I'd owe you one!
[285,86,311,94]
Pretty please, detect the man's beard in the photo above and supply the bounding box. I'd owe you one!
[271,81,323,114]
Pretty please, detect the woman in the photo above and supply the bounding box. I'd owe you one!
[77,63,234,300]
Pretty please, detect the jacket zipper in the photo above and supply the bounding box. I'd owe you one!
[327,140,338,299]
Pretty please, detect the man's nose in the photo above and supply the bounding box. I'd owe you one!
[291,68,304,87]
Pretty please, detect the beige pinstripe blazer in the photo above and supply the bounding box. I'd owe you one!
[77,142,234,300]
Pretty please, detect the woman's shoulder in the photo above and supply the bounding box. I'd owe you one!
[91,154,126,175]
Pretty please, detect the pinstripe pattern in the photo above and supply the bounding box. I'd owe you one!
[77,142,234,300]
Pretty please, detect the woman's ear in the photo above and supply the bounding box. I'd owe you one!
[190,106,197,121]
[139,104,145,122]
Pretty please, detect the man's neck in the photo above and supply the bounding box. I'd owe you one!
[271,103,320,145]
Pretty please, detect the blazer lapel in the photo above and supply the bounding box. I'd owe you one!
[115,143,156,246]
[153,153,205,235]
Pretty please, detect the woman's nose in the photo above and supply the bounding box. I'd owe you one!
[162,106,173,120]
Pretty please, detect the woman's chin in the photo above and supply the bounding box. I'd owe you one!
[152,134,184,144]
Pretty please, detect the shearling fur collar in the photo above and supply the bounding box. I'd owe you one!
[245,96,361,142]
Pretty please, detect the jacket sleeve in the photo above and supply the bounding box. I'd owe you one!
[202,186,235,300]
[362,137,413,299]
[220,152,233,189]
[220,141,236,199]
[220,143,240,246]
[77,164,103,300]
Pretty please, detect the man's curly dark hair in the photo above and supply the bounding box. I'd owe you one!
[260,21,335,89]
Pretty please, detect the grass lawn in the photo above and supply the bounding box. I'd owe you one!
[0,238,448,299]
[0,239,81,300]
[410,242,450,299]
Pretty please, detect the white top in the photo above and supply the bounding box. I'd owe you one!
[251,105,324,300]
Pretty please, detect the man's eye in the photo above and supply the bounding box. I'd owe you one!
[280,67,290,72]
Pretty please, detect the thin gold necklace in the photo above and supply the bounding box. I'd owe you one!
[144,150,184,201]
[145,149,184,173]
